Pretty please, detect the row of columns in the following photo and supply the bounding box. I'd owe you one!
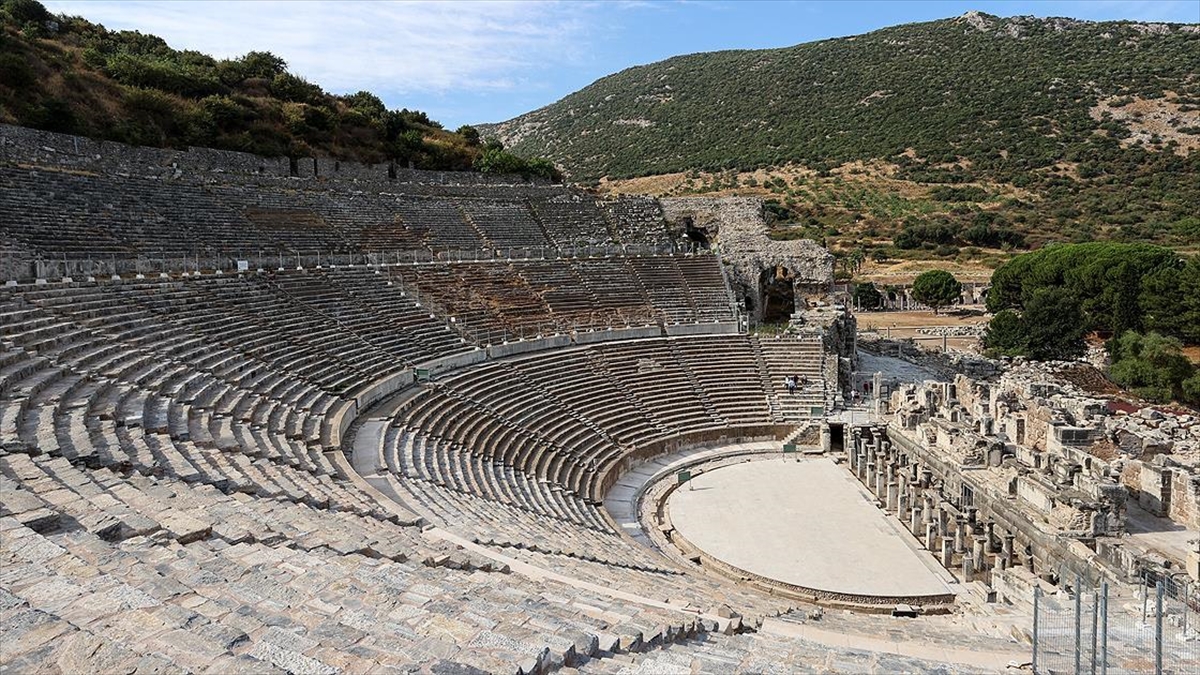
[848,427,1029,586]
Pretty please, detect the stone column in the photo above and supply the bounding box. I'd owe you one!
[954,518,966,554]
[924,523,938,550]
[898,493,910,522]
[962,556,974,582]
[910,503,922,534]
[985,521,997,553]
[1002,533,1015,569]
[940,537,954,568]
[886,481,899,513]
[972,536,987,574]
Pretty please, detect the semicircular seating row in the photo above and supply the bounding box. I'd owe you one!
[0,165,671,258]
[0,268,812,672]
[373,335,825,568]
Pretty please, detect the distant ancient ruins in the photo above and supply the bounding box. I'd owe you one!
[1,126,1196,673]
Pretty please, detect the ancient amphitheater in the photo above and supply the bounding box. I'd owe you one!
[1,125,1197,674]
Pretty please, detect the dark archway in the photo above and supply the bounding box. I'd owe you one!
[828,423,845,453]
[681,216,711,251]
[759,265,795,324]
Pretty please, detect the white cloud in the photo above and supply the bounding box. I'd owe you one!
[43,0,594,96]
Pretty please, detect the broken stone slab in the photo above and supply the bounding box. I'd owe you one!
[714,604,741,619]
[594,632,619,654]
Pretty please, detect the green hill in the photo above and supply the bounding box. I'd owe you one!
[0,0,556,177]
[481,12,1199,252]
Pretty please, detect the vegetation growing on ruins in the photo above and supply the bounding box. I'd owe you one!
[0,0,559,178]
[1107,331,1200,405]
[911,270,961,315]
[488,12,1199,255]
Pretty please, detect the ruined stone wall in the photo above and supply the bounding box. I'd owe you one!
[890,362,1200,588]
[660,196,833,324]
[0,124,289,178]
[1121,461,1200,529]
[0,123,550,187]
[1170,469,1200,530]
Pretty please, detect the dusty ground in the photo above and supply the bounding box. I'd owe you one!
[1184,345,1200,365]
[854,308,988,330]
[854,259,995,285]
[854,308,989,352]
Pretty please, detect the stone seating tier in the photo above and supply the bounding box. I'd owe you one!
[0,266,828,674]
[0,165,679,263]
[380,336,826,557]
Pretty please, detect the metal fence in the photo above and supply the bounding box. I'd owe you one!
[1033,573,1199,674]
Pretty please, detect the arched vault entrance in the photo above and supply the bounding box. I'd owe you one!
[758,265,796,324]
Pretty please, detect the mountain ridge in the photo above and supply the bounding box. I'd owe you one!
[479,11,1199,258]
[479,11,1198,180]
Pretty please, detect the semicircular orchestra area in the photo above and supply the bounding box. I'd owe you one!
[660,455,957,610]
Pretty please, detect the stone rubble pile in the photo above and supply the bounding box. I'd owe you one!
[1003,359,1200,465]
[916,325,986,337]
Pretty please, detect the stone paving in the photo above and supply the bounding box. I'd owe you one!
[667,458,955,600]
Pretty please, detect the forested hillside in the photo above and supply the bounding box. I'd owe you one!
[0,0,557,177]
[483,12,1199,254]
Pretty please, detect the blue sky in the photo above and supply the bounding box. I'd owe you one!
[44,1,1199,129]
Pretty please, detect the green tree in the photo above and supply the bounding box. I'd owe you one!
[983,309,1025,355]
[1183,374,1200,406]
[456,124,481,146]
[1,0,51,25]
[987,243,1180,335]
[237,50,287,80]
[1140,256,1200,344]
[474,146,527,174]
[911,270,962,315]
[342,90,385,118]
[852,282,883,310]
[1022,287,1086,361]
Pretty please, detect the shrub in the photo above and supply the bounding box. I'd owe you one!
[1108,331,1196,403]
[0,52,34,87]
[929,185,989,201]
